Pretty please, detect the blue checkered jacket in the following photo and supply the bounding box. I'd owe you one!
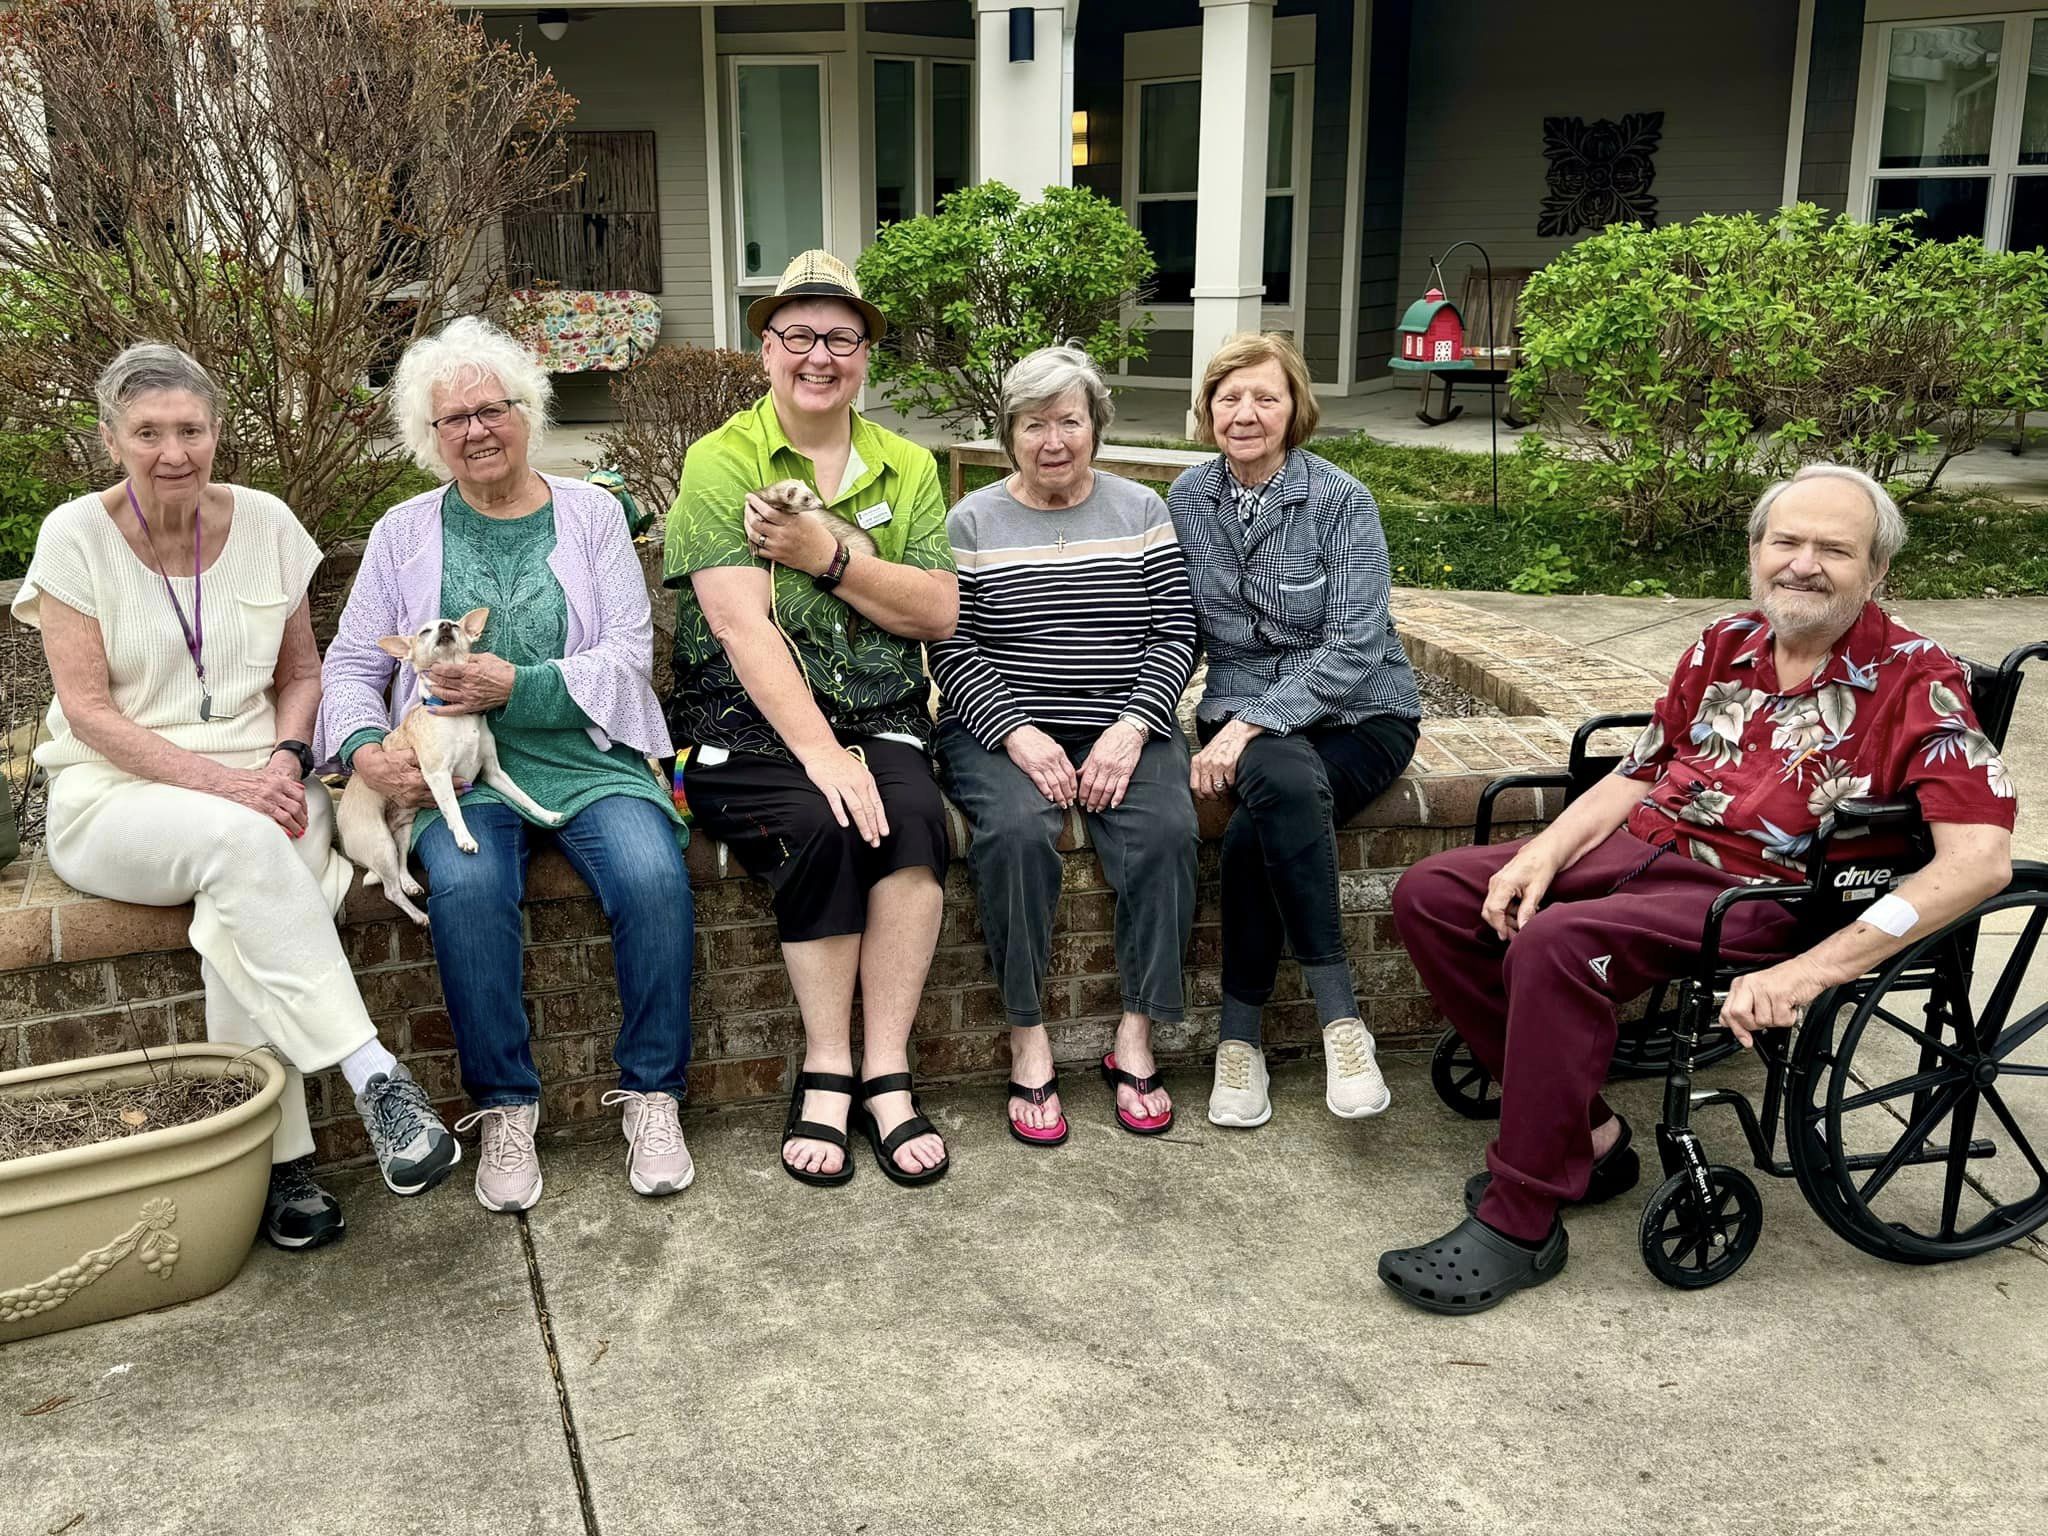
[1166,448,1420,734]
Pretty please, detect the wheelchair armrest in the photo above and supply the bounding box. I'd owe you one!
[1699,879,1812,979]
[1569,711,1654,768]
[1823,794,1923,842]
[1475,771,1572,846]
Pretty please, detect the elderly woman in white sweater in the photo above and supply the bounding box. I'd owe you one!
[13,343,459,1252]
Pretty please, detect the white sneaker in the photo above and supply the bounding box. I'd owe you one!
[453,1103,543,1212]
[602,1090,695,1197]
[1324,1019,1391,1118]
[1208,1040,1272,1128]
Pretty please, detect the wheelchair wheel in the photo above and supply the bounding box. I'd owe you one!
[1429,1030,1501,1120]
[1789,891,2048,1264]
[1638,1166,1763,1289]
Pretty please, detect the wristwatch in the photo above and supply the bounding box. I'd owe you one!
[1116,713,1150,740]
[813,541,853,591]
[272,739,315,780]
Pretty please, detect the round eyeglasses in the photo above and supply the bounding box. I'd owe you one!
[764,324,868,358]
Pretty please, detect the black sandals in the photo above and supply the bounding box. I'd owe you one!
[855,1072,950,1187]
[1463,1116,1640,1214]
[1377,1216,1569,1315]
[781,1070,858,1187]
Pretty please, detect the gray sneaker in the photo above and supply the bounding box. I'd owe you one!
[263,1157,345,1250]
[453,1102,543,1212]
[355,1065,461,1196]
[602,1090,695,1197]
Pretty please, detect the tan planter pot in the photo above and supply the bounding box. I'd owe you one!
[0,1044,284,1345]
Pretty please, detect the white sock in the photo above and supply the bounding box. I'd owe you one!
[339,1039,401,1094]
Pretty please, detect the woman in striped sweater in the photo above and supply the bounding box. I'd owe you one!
[930,346,1199,1145]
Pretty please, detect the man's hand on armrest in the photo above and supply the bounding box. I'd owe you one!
[1721,821,2013,1047]
[1480,771,1652,939]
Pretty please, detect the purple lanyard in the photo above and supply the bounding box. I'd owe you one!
[124,480,210,720]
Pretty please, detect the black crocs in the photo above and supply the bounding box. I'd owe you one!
[1377,1215,1568,1315]
[1464,1116,1640,1215]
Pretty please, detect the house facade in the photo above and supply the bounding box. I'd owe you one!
[474,0,2048,404]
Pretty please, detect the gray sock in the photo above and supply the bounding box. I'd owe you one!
[1304,962,1361,1028]
[1219,994,1264,1047]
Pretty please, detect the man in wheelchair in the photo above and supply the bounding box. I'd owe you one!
[1380,464,2017,1314]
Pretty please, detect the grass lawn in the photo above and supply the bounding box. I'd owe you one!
[943,433,2048,601]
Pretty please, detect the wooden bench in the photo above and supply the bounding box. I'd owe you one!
[946,440,1213,504]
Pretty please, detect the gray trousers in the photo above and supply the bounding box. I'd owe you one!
[938,720,1199,1028]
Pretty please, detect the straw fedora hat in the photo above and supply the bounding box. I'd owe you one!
[744,250,888,344]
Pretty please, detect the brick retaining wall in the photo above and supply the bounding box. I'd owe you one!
[0,595,1660,1169]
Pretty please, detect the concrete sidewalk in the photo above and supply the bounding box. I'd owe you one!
[8,1056,2047,1536]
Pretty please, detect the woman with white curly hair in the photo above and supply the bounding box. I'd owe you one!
[317,316,694,1213]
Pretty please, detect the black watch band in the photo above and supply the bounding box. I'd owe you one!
[273,739,315,780]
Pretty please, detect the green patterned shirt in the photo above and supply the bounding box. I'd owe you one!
[662,395,954,759]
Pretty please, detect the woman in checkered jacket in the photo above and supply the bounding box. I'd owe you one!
[1167,333,1422,1134]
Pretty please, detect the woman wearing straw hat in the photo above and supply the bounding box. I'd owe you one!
[664,250,959,1189]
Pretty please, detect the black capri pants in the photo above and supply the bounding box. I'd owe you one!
[684,737,950,943]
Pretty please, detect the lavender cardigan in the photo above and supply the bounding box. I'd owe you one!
[314,475,672,769]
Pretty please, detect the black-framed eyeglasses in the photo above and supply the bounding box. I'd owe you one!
[764,324,868,358]
[430,398,523,436]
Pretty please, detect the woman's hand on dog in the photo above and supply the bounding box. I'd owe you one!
[744,493,834,576]
[351,742,447,810]
[216,762,309,838]
[424,653,517,715]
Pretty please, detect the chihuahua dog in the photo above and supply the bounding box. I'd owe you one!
[337,607,564,927]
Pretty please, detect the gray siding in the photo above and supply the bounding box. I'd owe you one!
[1300,0,1352,382]
[1354,0,1412,383]
[867,2,971,38]
[488,9,715,353]
[1797,0,1868,213]
[1393,0,1798,313]
[716,4,843,34]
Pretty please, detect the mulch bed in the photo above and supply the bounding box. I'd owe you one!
[1415,668,1502,718]
[0,1069,260,1161]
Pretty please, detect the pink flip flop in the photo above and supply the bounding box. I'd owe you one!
[1100,1052,1174,1136]
[1007,1071,1070,1148]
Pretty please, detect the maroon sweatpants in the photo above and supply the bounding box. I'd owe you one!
[1390,830,1799,1242]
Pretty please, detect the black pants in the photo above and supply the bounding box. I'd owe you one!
[683,738,949,943]
[1203,714,1419,1006]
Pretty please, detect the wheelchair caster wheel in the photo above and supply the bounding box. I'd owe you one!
[1429,1030,1500,1120]
[1639,1166,1763,1290]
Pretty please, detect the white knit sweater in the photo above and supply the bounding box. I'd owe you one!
[12,486,321,772]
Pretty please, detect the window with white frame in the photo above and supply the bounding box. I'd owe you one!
[870,56,972,226]
[1133,70,1305,306]
[1865,12,2048,251]
[733,58,827,283]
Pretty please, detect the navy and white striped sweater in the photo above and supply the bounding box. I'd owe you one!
[930,471,1197,749]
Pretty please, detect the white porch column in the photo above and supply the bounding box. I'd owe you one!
[1188,0,1275,430]
[971,2,1079,199]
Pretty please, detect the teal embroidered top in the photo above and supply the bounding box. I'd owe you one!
[342,488,682,849]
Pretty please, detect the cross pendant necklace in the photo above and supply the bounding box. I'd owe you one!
[1054,532,1067,552]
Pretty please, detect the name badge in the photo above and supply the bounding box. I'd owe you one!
[857,502,893,531]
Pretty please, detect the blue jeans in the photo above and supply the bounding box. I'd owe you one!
[416,796,694,1109]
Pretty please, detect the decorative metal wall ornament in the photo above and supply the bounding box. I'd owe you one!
[1538,111,1663,238]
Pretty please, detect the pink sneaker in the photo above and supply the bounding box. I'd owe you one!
[602,1090,695,1197]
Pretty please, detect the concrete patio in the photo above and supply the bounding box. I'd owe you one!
[8,1053,2048,1536]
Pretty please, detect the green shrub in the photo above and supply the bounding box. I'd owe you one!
[855,183,1155,435]
[591,346,770,515]
[1512,204,2048,543]
[0,428,86,579]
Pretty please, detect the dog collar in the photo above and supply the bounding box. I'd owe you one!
[421,694,448,708]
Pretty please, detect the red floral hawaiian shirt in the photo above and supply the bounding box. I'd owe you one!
[1617,602,2017,883]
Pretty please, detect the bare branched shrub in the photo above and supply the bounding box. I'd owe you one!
[0,0,577,541]
[591,346,769,513]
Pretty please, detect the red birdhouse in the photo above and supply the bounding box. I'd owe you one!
[1389,287,1472,371]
